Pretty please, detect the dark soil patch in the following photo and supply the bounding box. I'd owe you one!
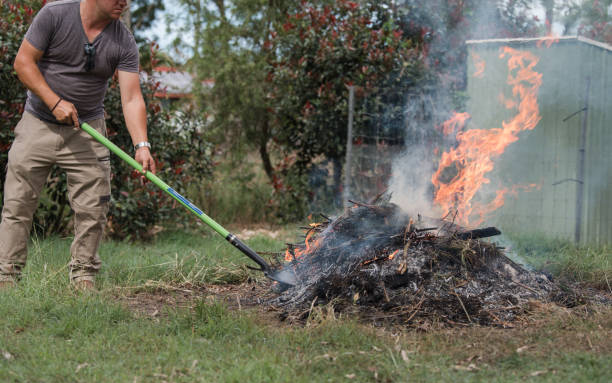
[114,282,283,323]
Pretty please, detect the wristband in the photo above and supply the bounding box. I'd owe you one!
[50,98,62,113]
[134,141,151,151]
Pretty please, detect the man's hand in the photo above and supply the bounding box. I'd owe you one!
[52,99,80,127]
[14,40,78,125]
[135,147,156,178]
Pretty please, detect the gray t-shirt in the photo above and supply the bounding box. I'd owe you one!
[24,0,139,123]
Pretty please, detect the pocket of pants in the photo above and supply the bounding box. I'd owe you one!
[11,113,32,144]
[68,162,111,209]
[68,120,112,209]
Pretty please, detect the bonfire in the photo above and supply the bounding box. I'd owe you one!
[269,193,582,326]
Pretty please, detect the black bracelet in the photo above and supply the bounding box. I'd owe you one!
[50,98,62,113]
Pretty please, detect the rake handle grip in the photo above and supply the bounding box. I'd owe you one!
[226,234,270,272]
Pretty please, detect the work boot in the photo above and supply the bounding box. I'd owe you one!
[72,280,95,291]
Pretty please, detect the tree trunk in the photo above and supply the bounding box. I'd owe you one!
[542,0,554,35]
[259,119,275,182]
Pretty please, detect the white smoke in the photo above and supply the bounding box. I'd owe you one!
[388,145,438,217]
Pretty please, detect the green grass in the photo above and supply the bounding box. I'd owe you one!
[505,234,611,290]
[0,230,610,382]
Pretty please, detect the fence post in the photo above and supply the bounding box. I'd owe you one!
[343,86,355,205]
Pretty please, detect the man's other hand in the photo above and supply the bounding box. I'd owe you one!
[135,147,156,179]
[52,99,80,127]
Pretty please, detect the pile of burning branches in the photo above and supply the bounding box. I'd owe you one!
[269,198,578,326]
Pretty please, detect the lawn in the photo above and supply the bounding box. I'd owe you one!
[0,230,610,382]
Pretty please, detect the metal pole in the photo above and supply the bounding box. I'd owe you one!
[575,76,590,243]
[344,86,355,204]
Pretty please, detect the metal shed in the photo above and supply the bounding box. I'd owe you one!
[466,36,611,245]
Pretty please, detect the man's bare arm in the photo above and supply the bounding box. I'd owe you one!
[117,70,156,174]
[13,39,79,126]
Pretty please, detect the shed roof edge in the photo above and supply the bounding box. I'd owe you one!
[576,36,612,52]
[466,35,612,52]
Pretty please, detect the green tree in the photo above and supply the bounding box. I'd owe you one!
[556,0,612,43]
[175,0,295,180]
[130,0,165,35]
[267,0,423,213]
[128,0,178,71]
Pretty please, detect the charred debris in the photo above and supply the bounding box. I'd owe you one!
[268,196,588,326]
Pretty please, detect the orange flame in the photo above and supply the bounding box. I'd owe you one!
[467,183,541,225]
[388,249,399,260]
[498,92,517,109]
[472,52,486,78]
[285,229,323,262]
[536,36,559,49]
[537,22,560,48]
[432,47,542,226]
[284,248,292,262]
[438,112,470,136]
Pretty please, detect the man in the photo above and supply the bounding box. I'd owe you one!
[0,0,155,290]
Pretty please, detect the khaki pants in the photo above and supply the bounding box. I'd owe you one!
[0,112,111,283]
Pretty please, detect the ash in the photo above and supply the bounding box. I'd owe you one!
[270,201,584,325]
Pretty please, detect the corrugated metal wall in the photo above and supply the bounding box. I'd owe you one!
[465,38,611,245]
[580,42,612,244]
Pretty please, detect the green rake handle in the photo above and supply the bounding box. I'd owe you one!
[80,122,272,273]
